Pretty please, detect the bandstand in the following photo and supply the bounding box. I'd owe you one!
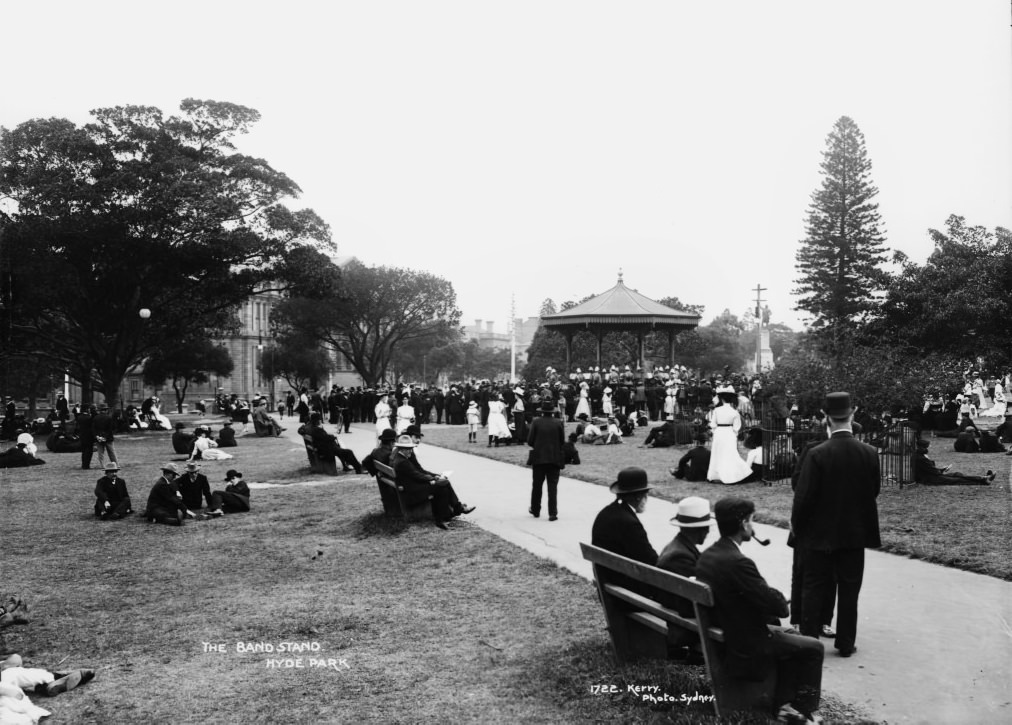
[540,272,701,371]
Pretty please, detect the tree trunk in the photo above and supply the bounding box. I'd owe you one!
[172,377,188,413]
[100,374,122,411]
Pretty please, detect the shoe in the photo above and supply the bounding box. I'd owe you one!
[459,505,475,515]
[528,508,540,518]
[44,670,83,696]
[549,515,558,522]
[776,703,821,723]
[820,625,836,638]
[207,509,224,517]
[986,469,996,482]
[837,645,857,657]
[435,521,449,530]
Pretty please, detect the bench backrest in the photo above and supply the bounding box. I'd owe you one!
[580,542,714,606]
[374,461,397,488]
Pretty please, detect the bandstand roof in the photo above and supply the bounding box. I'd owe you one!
[540,273,701,331]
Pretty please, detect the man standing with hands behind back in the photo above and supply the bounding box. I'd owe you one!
[792,392,881,658]
[526,398,566,521]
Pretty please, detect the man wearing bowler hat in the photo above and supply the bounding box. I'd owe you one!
[792,392,881,658]
[526,398,566,521]
[591,467,658,568]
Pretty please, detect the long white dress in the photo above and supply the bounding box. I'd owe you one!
[191,436,233,461]
[374,400,392,438]
[395,403,415,433]
[706,404,753,484]
[575,387,592,419]
[486,400,511,439]
[980,383,1007,417]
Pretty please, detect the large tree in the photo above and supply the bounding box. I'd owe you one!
[273,261,462,387]
[143,339,234,413]
[794,116,889,359]
[869,215,1012,369]
[0,100,333,408]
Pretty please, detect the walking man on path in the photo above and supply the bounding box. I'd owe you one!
[791,392,880,658]
[526,398,565,521]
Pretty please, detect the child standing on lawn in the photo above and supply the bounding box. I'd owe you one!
[466,401,480,443]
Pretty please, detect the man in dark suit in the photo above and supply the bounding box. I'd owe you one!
[172,423,196,454]
[696,497,824,724]
[670,433,711,480]
[912,438,994,484]
[177,461,214,512]
[641,416,677,448]
[591,467,658,569]
[144,463,191,525]
[657,496,714,617]
[526,399,565,520]
[792,392,880,658]
[390,434,473,529]
[301,413,363,473]
[94,462,133,519]
[76,405,96,469]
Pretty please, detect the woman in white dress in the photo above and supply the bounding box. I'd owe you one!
[374,394,392,439]
[575,382,592,420]
[149,398,171,431]
[980,381,1007,417]
[486,394,511,447]
[706,387,753,484]
[189,429,233,461]
[602,387,613,417]
[395,396,415,433]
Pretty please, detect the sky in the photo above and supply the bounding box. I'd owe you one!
[3,0,1010,332]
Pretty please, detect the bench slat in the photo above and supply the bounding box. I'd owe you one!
[603,584,725,642]
[580,542,714,605]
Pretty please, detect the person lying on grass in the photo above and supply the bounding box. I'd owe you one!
[0,596,29,628]
[912,439,995,485]
[1,654,95,711]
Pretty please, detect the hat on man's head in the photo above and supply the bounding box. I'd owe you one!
[405,424,424,438]
[609,467,651,495]
[174,422,186,429]
[915,438,930,450]
[378,429,397,442]
[103,462,121,472]
[670,496,714,528]
[184,461,200,471]
[224,469,243,480]
[394,434,415,448]
[823,392,854,420]
[540,399,556,412]
[160,463,180,475]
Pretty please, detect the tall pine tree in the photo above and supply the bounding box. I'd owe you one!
[794,116,888,358]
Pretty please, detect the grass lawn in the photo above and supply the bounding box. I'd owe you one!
[415,422,1012,581]
[0,428,873,724]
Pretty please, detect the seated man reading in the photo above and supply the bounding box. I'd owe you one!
[913,439,994,485]
[390,434,473,530]
[695,497,824,724]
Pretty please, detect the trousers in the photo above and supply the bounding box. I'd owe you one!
[530,464,560,517]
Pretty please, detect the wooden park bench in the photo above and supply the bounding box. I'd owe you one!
[302,435,338,476]
[373,461,433,521]
[580,543,776,719]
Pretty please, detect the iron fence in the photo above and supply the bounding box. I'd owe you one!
[760,417,915,487]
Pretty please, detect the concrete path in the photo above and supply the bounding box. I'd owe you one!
[277,421,1012,725]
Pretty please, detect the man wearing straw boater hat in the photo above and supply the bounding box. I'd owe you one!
[792,392,880,659]
[658,496,714,614]
[93,462,133,520]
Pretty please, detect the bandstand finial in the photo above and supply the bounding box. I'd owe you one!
[618,267,624,284]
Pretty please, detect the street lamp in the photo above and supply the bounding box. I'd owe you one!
[139,308,151,319]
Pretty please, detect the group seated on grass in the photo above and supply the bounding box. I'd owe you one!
[91,461,251,525]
